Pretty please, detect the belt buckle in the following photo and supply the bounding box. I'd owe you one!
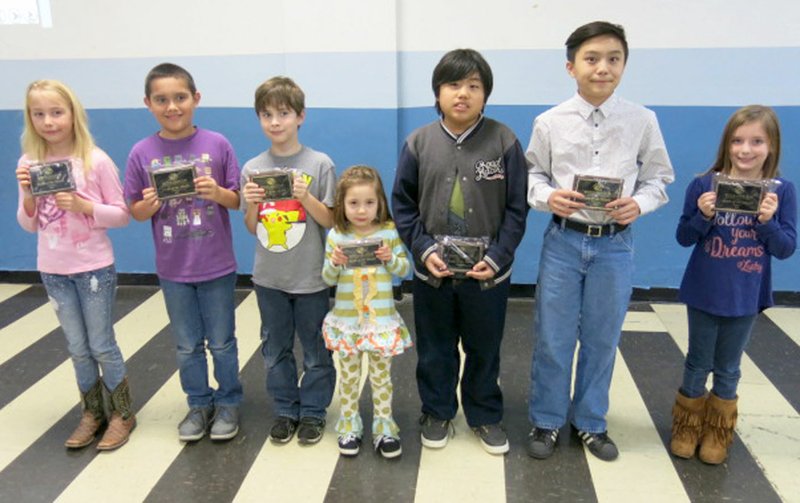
[587,224,603,237]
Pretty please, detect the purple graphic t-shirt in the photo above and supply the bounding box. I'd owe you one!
[124,128,240,282]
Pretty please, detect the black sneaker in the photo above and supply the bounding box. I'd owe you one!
[577,430,619,461]
[419,414,453,449]
[374,435,402,459]
[269,417,298,444]
[472,424,509,455]
[297,417,325,445]
[527,427,558,459]
[338,433,361,456]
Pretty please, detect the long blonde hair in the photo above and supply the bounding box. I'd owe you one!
[21,79,95,172]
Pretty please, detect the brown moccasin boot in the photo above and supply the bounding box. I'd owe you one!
[65,380,106,449]
[670,391,706,458]
[699,393,738,465]
[97,377,136,451]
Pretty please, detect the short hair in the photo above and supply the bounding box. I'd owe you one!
[22,79,96,173]
[566,21,629,63]
[708,105,781,179]
[254,76,305,116]
[431,49,493,114]
[332,165,391,233]
[145,62,197,97]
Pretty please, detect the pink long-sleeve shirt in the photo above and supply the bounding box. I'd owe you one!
[17,147,129,275]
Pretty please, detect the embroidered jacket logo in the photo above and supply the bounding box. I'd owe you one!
[474,155,505,181]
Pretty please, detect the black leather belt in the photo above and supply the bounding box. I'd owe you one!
[553,215,628,237]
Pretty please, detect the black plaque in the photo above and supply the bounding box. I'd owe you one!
[340,238,383,268]
[251,170,294,201]
[715,180,764,214]
[573,175,623,211]
[150,164,198,200]
[28,160,76,196]
[439,237,485,277]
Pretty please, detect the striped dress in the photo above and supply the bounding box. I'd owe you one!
[321,222,412,356]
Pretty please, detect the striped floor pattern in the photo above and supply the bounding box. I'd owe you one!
[0,283,797,503]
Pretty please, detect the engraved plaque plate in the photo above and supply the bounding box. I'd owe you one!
[573,175,623,211]
[29,160,76,196]
[150,164,198,200]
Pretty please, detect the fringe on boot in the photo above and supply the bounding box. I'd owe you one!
[699,393,737,465]
[670,391,706,459]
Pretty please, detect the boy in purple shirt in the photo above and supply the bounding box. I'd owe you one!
[124,63,243,442]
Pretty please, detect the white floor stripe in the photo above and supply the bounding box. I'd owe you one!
[652,304,800,503]
[0,303,60,366]
[0,283,29,303]
[413,344,506,503]
[764,306,800,347]
[56,292,262,502]
[0,290,166,473]
[592,349,690,502]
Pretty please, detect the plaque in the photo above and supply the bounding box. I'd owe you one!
[251,170,294,201]
[28,160,76,196]
[150,164,198,200]
[340,238,383,268]
[714,179,764,214]
[572,175,623,211]
[438,236,486,277]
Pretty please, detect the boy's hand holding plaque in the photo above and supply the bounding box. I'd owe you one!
[340,238,383,268]
[250,168,294,201]
[28,160,76,196]
[711,173,771,214]
[572,175,623,211]
[437,236,487,278]
[150,163,198,200]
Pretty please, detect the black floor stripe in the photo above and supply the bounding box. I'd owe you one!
[0,286,157,410]
[324,296,420,503]
[745,315,800,412]
[502,300,598,503]
[0,285,48,331]
[618,329,782,503]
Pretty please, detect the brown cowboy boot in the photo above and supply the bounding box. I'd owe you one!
[699,393,738,465]
[65,380,106,448]
[97,377,136,451]
[670,391,706,458]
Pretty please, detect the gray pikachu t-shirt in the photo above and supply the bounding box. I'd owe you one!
[240,146,336,294]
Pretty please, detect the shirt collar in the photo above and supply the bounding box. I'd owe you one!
[572,92,619,120]
[439,114,484,144]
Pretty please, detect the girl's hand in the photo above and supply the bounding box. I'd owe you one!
[54,191,91,214]
[548,188,585,217]
[375,243,392,263]
[195,175,220,201]
[758,192,779,224]
[425,252,453,278]
[331,246,348,267]
[292,174,310,203]
[697,191,717,219]
[466,260,495,280]
[243,181,265,204]
[16,165,32,193]
[142,187,162,210]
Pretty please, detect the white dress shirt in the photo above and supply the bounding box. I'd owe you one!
[526,93,675,224]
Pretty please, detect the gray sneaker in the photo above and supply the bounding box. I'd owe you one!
[178,406,212,442]
[419,414,454,449]
[210,405,240,441]
[472,423,509,455]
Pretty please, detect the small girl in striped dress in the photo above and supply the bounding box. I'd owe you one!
[322,165,412,459]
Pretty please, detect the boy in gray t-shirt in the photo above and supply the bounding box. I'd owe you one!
[241,76,336,445]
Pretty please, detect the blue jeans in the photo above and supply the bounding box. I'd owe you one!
[413,276,509,427]
[255,285,334,420]
[681,306,756,400]
[160,272,243,408]
[529,222,633,433]
[41,265,127,392]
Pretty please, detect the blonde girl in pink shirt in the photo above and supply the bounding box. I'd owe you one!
[15,80,135,451]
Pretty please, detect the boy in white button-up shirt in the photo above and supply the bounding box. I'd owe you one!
[525,21,674,462]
